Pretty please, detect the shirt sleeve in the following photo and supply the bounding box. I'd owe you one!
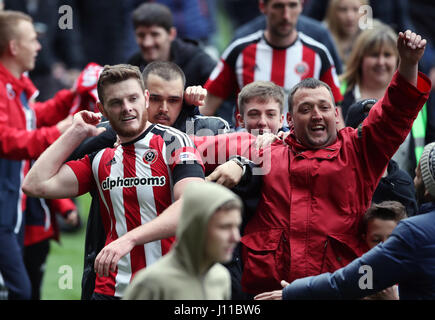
[0,94,60,160]
[316,46,343,104]
[356,71,431,187]
[204,58,238,100]
[65,154,94,195]
[319,64,343,104]
[164,131,205,184]
[192,132,258,174]
[48,198,77,217]
[32,89,75,127]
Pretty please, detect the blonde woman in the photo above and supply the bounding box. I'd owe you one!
[339,22,398,117]
[325,0,368,69]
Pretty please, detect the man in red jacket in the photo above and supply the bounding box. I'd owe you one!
[0,11,75,299]
[240,29,432,295]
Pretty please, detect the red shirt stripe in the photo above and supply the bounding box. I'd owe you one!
[301,45,315,79]
[97,149,118,296]
[271,49,287,86]
[242,43,257,87]
[320,66,344,103]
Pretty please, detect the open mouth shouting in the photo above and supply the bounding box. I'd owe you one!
[310,124,326,135]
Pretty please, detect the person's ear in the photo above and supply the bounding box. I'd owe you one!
[279,113,284,126]
[96,101,107,118]
[144,89,150,108]
[286,112,293,126]
[169,27,177,41]
[237,113,245,128]
[9,39,18,57]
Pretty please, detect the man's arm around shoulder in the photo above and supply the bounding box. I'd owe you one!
[94,176,204,277]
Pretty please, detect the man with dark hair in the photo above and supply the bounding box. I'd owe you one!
[127,2,216,90]
[142,61,186,89]
[22,64,205,300]
[361,200,407,300]
[232,0,343,74]
[143,61,230,134]
[362,201,407,249]
[255,142,435,300]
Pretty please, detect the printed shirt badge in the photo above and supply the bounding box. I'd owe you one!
[143,149,158,165]
[178,151,197,162]
[294,62,310,77]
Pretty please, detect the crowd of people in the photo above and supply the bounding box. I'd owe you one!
[1,0,435,301]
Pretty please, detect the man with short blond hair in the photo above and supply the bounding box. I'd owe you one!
[0,10,76,300]
[0,10,32,55]
[237,81,285,136]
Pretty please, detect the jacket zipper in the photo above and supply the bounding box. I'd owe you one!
[320,239,328,273]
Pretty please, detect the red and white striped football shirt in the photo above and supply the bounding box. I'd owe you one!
[67,124,204,297]
[205,30,343,126]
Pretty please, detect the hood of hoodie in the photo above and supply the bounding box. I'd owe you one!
[173,181,242,275]
[172,102,200,132]
[0,62,38,101]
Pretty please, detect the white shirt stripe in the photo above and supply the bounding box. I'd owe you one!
[255,39,273,82]
[109,147,132,297]
[134,135,163,268]
[93,150,113,234]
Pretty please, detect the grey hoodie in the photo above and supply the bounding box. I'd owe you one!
[123,182,242,300]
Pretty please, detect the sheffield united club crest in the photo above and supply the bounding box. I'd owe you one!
[143,149,158,165]
[294,62,310,78]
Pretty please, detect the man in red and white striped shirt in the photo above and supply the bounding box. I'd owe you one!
[201,0,342,127]
[22,64,205,299]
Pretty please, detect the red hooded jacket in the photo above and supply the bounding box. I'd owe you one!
[240,71,431,294]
